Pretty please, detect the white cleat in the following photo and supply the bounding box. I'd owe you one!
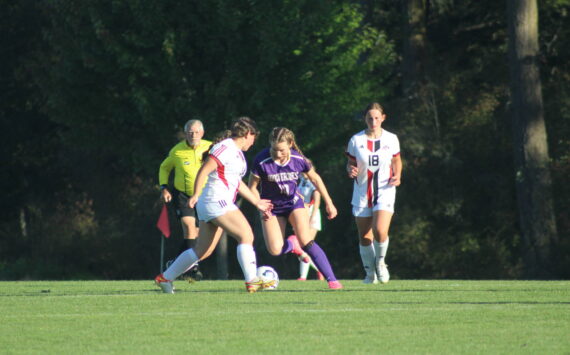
[377,263,390,284]
[363,274,379,284]
[155,274,174,294]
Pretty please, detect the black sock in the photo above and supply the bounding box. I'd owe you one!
[178,238,197,255]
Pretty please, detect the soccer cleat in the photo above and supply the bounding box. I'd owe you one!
[363,274,379,284]
[328,280,343,289]
[288,235,310,262]
[261,278,276,289]
[245,277,264,293]
[154,274,174,294]
[297,277,307,281]
[317,271,325,281]
[377,262,390,284]
[186,265,203,283]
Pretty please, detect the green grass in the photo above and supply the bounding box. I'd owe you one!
[0,280,569,354]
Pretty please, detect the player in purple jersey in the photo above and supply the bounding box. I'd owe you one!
[249,127,343,289]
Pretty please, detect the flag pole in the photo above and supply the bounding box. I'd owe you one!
[160,234,165,273]
[156,204,171,274]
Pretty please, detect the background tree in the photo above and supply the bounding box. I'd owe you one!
[507,0,559,278]
[0,0,568,280]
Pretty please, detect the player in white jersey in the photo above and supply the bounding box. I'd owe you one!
[155,117,274,294]
[345,102,402,284]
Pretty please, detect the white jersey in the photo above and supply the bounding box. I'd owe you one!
[199,138,247,205]
[346,129,400,208]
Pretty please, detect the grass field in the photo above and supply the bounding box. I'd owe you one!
[1,279,569,354]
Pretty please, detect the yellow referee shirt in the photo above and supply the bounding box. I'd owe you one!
[159,139,212,196]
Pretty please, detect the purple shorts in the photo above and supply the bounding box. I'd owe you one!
[270,194,305,218]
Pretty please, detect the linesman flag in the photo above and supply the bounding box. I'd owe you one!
[156,204,171,238]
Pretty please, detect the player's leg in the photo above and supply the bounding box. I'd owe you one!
[289,208,342,289]
[180,216,198,251]
[297,225,319,280]
[355,209,377,284]
[372,210,393,284]
[162,221,217,281]
[155,221,218,293]
[298,259,310,280]
[372,187,395,284]
[260,214,288,256]
[307,208,324,280]
[213,209,264,292]
[180,216,203,281]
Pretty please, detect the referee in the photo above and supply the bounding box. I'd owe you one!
[159,119,211,281]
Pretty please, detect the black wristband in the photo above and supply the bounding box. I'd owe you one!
[160,184,168,191]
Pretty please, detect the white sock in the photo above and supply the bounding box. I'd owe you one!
[299,260,310,279]
[374,238,389,267]
[237,244,257,282]
[163,249,199,281]
[359,243,376,277]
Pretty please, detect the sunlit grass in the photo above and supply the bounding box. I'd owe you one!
[1,280,568,354]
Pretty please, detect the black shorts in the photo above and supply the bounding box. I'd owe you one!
[172,190,199,223]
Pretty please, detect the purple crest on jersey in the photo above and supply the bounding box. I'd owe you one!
[251,148,311,208]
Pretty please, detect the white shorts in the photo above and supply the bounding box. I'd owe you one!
[196,198,238,222]
[307,204,322,231]
[352,186,396,217]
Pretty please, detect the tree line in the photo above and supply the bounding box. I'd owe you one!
[1,0,568,280]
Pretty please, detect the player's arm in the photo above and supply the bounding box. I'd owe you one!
[345,153,358,179]
[188,156,217,208]
[390,154,402,186]
[159,156,174,203]
[238,179,272,213]
[305,168,337,220]
[247,173,262,201]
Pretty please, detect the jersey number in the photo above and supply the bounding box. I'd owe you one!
[279,184,290,195]
[368,155,379,166]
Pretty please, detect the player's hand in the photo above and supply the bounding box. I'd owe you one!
[347,165,358,179]
[389,175,401,186]
[188,195,199,208]
[161,189,172,203]
[261,209,273,221]
[326,203,337,220]
[257,199,273,213]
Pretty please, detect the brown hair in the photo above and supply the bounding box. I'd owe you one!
[202,117,259,161]
[364,102,385,118]
[269,127,304,158]
[230,116,259,138]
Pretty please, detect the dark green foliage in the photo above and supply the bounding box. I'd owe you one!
[0,0,568,280]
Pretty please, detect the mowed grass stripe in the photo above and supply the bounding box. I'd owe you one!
[0,280,568,354]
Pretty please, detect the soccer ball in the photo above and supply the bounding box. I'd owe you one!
[257,266,279,290]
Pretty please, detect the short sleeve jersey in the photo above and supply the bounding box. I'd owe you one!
[251,148,311,207]
[298,175,316,204]
[158,139,212,195]
[346,129,400,207]
[199,138,247,204]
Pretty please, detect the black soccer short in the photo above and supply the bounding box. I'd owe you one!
[172,190,199,224]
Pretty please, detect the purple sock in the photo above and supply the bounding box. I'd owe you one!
[303,242,337,282]
[279,239,293,255]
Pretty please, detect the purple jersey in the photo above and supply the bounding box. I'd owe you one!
[251,148,312,210]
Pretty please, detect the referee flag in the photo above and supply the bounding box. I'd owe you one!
[156,204,171,238]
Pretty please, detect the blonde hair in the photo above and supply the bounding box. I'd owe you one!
[269,127,304,157]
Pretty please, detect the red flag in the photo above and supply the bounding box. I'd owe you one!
[156,204,171,238]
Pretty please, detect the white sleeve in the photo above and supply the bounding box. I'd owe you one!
[346,136,357,159]
[392,135,400,156]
